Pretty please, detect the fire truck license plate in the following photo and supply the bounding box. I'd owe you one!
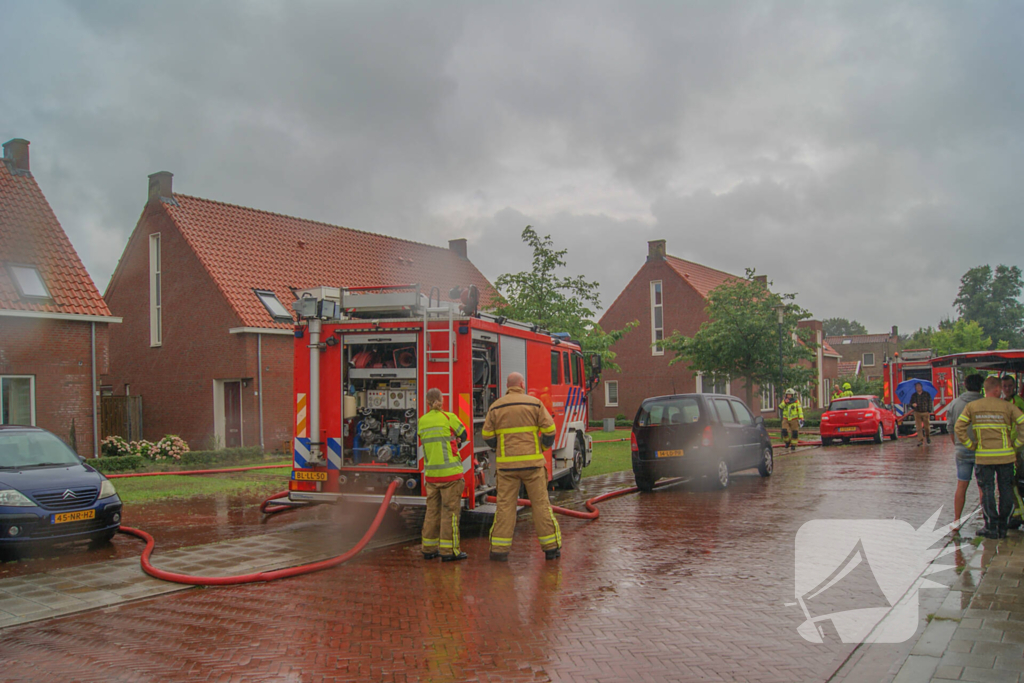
[656,449,685,458]
[52,510,96,524]
[838,427,857,432]
[293,471,327,481]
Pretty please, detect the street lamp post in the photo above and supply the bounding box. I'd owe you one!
[774,303,785,419]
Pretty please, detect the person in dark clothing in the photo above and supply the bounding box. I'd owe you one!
[908,383,933,446]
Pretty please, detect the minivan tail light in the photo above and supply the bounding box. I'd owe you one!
[702,425,714,447]
[630,431,638,453]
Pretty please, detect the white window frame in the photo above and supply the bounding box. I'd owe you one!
[696,372,730,395]
[863,352,875,367]
[605,380,619,408]
[7,264,51,299]
[650,280,664,356]
[761,383,775,412]
[0,375,36,425]
[802,390,812,408]
[149,233,162,347]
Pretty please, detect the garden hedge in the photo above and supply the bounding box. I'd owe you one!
[89,447,274,474]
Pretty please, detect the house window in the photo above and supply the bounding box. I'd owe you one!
[650,281,664,355]
[863,352,875,367]
[1,376,35,425]
[255,289,293,322]
[550,351,561,384]
[697,373,729,395]
[802,391,812,408]
[7,265,50,299]
[605,380,619,407]
[761,383,775,412]
[149,233,162,346]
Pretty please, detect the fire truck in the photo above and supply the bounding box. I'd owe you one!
[882,348,956,434]
[286,284,600,511]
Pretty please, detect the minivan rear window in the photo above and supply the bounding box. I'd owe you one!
[637,397,702,427]
[829,399,870,411]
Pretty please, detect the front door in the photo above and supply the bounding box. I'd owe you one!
[224,381,242,448]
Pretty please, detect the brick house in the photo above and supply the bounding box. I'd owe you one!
[103,171,493,452]
[824,328,899,382]
[595,240,839,420]
[0,138,121,456]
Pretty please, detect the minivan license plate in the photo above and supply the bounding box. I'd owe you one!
[52,510,95,524]
[656,449,685,458]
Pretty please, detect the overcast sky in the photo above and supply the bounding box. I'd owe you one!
[3,1,1022,333]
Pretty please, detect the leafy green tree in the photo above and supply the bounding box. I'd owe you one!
[823,317,868,337]
[662,270,816,407]
[836,375,884,401]
[493,226,637,372]
[953,265,1024,348]
[902,326,936,349]
[928,319,1002,356]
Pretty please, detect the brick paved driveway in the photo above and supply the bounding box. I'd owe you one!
[0,440,975,682]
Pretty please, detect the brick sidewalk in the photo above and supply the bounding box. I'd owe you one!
[891,533,1024,683]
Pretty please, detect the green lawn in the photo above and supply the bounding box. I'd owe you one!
[585,438,632,478]
[111,467,291,504]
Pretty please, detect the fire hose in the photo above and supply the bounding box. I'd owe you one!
[112,466,683,586]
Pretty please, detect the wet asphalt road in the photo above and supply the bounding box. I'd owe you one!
[0,437,978,682]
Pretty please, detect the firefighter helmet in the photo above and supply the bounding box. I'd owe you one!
[785,388,796,396]
[843,382,851,390]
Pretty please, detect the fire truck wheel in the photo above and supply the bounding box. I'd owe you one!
[557,437,585,490]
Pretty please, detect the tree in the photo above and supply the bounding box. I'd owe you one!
[902,326,936,349]
[953,265,1024,348]
[836,375,883,401]
[928,319,999,356]
[823,317,868,337]
[493,226,637,372]
[661,270,817,407]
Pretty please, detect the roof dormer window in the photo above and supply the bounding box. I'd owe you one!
[255,289,293,322]
[8,264,50,299]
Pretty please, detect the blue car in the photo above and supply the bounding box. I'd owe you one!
[0,425,122,548]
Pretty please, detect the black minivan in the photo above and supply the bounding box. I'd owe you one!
[631,393,774,491]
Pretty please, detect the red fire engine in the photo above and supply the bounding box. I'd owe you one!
[286,284,599,511]
[882,348,956,434]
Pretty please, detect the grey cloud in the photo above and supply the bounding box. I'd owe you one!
[2,1,1022,335]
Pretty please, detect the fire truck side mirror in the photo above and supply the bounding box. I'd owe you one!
[589,354,603,375]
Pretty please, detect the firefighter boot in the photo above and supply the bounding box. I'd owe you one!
[422,551,439,560]
[443,552,468,562]
[545,548,561,561]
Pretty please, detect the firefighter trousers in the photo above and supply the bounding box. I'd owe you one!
[781,418,800,446]
[490,466,561,555]
[422,479,464,556]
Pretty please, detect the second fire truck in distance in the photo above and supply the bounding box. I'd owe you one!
[882,348,956,434]
[287,284,600,512]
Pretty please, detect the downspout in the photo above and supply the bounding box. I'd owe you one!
[91,322,98,458]
[258,333,265,452]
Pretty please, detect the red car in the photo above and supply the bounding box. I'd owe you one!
[820,395,899,446]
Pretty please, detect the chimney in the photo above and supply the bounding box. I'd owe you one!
[448,238,468,260]
[647,239,666,261]
[891,325,898,340]
[148,171,173,203]
[754,275,768,285]
[3,138,30,174]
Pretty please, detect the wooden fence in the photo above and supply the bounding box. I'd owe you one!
[100,396,144,442]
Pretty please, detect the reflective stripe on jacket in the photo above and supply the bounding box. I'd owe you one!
[782,400,803,421]
[418,409,468,482]
[954,397,1024,465]
[482,387,557,469]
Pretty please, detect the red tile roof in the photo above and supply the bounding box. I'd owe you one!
[837,361,862,377]
[665,256,740,298]
[822,341,841,357]
[0,158,111,317]
[159,194,495,329]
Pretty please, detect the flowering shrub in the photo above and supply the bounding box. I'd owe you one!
[131,440,156,460]
[100,436,132,458]
[154,435,189,461]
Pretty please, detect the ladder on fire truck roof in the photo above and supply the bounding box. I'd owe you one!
[423,299,456,413]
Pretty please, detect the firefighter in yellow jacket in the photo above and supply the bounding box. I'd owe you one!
[955,376,1024,539]
[482,372,560,561]
[780,388,804,450]
[419,387,469,561]
[840,382,854,398]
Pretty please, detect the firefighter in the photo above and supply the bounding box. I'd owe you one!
[1001,375,1024,413]
[955,376,1024,539]
[780,389,804,450]
[418,387,469,562]
[483,372,560,561]
[830,384,843,403]
[840,382,854,398]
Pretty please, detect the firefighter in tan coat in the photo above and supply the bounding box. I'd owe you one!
[482,372,560,561]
